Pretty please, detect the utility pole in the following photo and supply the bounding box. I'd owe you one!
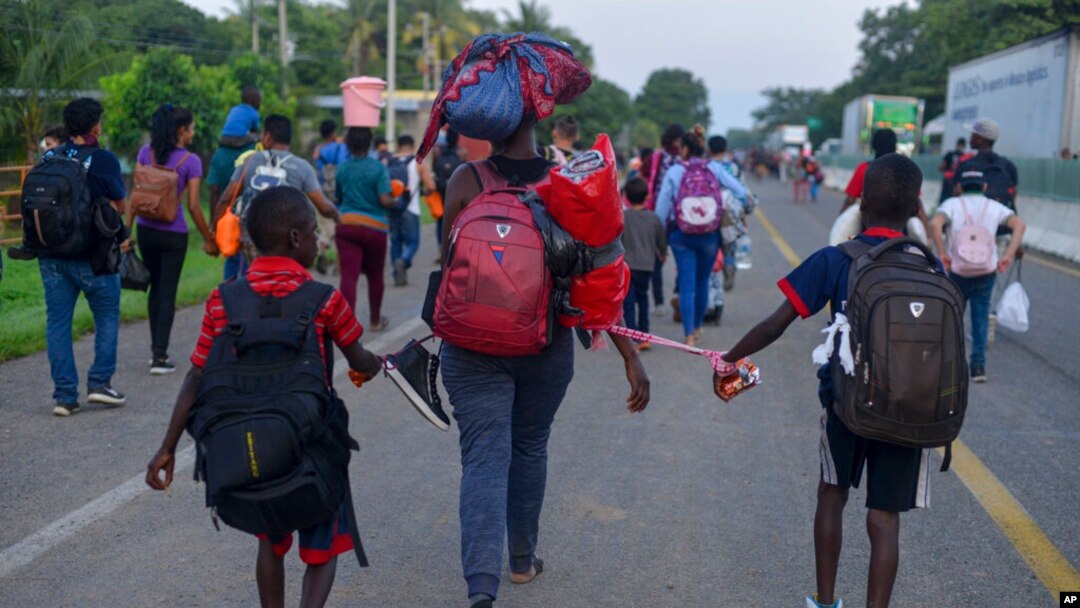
[386,0,397,147]
[251,0,259,53]
[278,0,289,98]
[421,11,431,99]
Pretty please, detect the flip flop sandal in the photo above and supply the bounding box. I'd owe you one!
[370,317,390,332]
[510,558,544,585]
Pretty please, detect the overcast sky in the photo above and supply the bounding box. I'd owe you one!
[180,0,899,132]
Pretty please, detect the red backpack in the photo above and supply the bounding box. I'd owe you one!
[433,161,555,356]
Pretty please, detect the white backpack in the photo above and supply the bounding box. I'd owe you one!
[237,152,292,219]
[949,197,996,277]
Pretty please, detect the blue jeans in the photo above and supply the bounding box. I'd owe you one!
[670,230,720,337]
[38,258,121,403]
[623,269,652,334]
[440,328,575,601]
[651,255,664,306]
[223,253,247,281]
[389,210,420,268]
[950,272,996,367]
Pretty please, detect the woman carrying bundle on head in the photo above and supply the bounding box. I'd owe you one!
[417,32,650,608]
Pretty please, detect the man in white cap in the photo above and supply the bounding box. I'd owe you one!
[954,117,1018,212]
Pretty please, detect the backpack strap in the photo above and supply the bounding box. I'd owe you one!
[940,443,952,472]
[174,151,192,171]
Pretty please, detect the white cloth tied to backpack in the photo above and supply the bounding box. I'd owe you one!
[812,313,855,375]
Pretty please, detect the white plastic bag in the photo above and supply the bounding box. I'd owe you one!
[995,282,1029,333]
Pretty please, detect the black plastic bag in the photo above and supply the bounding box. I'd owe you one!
[119,251,151,291]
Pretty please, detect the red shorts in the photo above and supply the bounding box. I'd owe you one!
[257,503,353,565]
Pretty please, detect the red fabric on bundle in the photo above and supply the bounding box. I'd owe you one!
[538,134,629,330]
[537,134,623,247]
[563,257,630,330]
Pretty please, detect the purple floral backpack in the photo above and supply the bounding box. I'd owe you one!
[675,158,722,234]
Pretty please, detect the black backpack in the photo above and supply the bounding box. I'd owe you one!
[20,145,96,256]
[959,153,1016,210]
[831,237,968,470]
[386,154,414,213]
[434,150,462,196]
[186,279,368,566]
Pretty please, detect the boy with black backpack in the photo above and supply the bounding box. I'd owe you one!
[146,186,384,608]
[718,154,967,608]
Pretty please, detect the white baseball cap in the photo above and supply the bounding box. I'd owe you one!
[964,117,1000,142]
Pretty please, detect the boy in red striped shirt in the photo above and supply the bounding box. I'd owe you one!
[146,186,383,608]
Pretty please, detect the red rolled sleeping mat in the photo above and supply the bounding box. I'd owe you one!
[537,134,630,330]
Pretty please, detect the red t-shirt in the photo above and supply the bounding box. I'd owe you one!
[190,256,363,369]
[844,161,869,198]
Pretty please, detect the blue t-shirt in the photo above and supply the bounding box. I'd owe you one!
[47,143,127,203]
[778,228,919,321]
[220,103,260,138]
[778,228,943,402]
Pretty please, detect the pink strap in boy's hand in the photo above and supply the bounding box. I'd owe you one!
[710,352,737,376]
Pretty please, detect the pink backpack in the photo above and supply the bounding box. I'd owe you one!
[949,197,996,277]
[434,162,554,356]
[674,158,722,235]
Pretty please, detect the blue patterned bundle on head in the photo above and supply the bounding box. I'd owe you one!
[417,32,591,161]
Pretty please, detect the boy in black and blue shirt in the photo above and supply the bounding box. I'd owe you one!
[719,154,933,608]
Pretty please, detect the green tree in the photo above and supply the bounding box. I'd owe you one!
[498,0,594,68]
[0,0,114,162]
[634,68,711,131]
[99,50,295,160]
[630,118,661,149]
[724,128,759,150]
[751,87,826,132]
[537,77,633,147]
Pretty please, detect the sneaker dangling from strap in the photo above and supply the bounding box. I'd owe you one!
[384,337,450,431]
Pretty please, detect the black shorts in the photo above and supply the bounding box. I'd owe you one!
[819,404,933,512]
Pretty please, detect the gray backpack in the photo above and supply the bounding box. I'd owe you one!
[832,237,968,470]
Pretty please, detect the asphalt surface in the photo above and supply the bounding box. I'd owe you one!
[0,177,1076,607]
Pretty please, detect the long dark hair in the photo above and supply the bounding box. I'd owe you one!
[150,103,194,165]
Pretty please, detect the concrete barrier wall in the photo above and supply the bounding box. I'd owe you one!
[821,166,1080,263]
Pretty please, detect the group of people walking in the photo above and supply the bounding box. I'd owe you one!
[10,26,1030,608]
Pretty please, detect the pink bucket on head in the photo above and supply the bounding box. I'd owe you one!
[340,77,386,128]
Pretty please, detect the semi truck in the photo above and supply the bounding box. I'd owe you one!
[841,95,925,156]
[944,26,1080,159]
[764,124,809,156]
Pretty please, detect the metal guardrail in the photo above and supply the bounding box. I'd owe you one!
[1,165,31,246]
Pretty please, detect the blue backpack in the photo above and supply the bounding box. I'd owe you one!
[386,154,414,213]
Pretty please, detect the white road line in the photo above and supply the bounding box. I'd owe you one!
[0,316,427,578]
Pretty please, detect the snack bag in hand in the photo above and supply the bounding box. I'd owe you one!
[713,358,761,402]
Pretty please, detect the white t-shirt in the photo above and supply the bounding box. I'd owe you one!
[406,157,421,216]
[936,193,1014,267]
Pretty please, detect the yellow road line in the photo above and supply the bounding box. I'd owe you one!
[939,442,1080,597]
[754,208,802,267]
[759,206,1080,600]
[1026,253,1080,279]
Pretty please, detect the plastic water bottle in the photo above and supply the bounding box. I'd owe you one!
[735,235,753,270]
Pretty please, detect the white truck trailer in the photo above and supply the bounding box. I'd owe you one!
[944,26,1080,158]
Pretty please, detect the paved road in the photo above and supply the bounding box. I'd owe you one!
[0,178,1076,607]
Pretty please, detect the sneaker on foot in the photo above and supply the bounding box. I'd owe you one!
[384,339,449,431]
[393,258,408,286]
[971,365,987,383]
[150,357,177,375]
[87,385,126,406]
[805,595,843,608]
[52,402,81,417]
[7,246,37,260]
[470,601,493,608]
